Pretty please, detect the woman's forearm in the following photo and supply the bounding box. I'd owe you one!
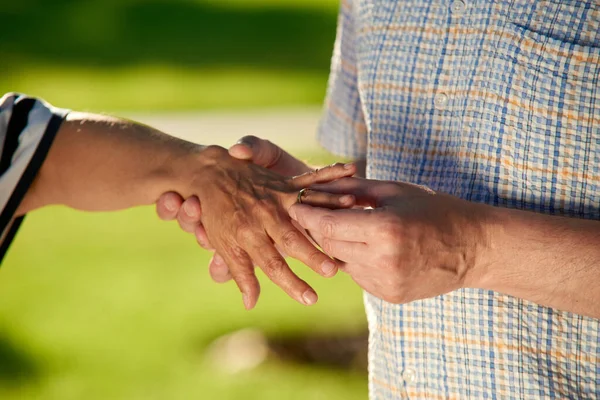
[10,104,358,309]
[18,112,208,214]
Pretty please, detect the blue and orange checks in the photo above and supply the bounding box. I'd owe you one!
[319,0,600,398]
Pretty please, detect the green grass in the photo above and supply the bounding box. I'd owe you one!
[0,151,366,399]
[0,0,340,112]
[0,1,363,395]
[5,65,328,113]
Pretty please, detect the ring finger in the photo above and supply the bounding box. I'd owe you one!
[297,188,355,209]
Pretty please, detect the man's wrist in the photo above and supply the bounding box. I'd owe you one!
[463,205,554,295]
[461,201,503,291]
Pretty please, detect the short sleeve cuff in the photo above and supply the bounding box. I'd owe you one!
[0,94,69,262]
[318,106,368,159]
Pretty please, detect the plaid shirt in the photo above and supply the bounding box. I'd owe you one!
[319,0,600,398]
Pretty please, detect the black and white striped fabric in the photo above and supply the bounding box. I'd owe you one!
[0,93,68,262]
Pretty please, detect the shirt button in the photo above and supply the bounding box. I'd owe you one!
[450,0,467,15]
[434,92,449,109]
[402,368,417,384]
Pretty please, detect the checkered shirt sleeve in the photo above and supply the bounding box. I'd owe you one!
[318,0,368,160]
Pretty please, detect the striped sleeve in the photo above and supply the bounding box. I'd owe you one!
[0,93,69,262]
[317,0,368,159]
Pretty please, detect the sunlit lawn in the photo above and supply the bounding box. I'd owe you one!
[0,151,367,400]
[0,0,340,112]
[0,1,367,397]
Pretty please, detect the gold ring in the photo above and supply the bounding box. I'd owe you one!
[297,188,308,204]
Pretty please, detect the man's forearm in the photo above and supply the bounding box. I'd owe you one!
[18,112,208,214]
[470,206,600,318]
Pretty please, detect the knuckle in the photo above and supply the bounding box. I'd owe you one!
[204,145,228,160]
[228,245,249,263]
[280,229,303,251]
[236,225,255,243]
[236,268,257,283]
[261,257,287,281]
[231,209,249,226]
[319,216,338,237]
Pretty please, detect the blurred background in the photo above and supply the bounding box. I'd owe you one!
[0,0,369,399]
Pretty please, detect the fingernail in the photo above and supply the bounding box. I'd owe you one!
[340,195,354,205]
[289,206,297,220]
[164,199,176,212]
[344,163,354,169]
[243,293,253,310]
[183,201,195,217]
[321,260,336,276]
[302,290,318,306]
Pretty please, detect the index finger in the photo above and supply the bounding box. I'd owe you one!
[288,205,374,242]
[290,163,357,189]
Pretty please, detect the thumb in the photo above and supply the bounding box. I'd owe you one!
[228,135,282,168]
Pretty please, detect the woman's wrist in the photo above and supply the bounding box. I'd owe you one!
[155,145,227,202]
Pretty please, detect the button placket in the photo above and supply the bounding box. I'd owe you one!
[434,92,449,109]
[402,368,417,385]
[450,0,467,16]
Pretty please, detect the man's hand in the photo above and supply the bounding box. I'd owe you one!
[287,177,600,318]
[287,178,487,304]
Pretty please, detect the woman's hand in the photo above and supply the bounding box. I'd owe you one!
[171,145,356,309]
[157,136,346,290]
